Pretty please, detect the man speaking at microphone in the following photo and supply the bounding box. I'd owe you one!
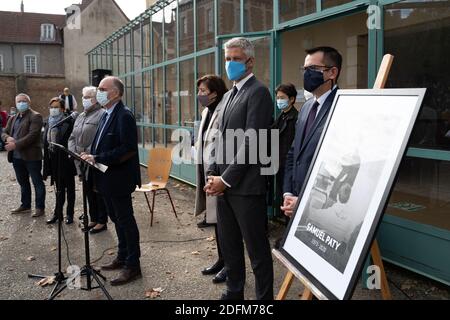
[81,76,142,286]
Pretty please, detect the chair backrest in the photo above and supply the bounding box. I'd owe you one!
[147,148,173,188]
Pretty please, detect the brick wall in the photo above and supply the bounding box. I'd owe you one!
[0,74,66,117]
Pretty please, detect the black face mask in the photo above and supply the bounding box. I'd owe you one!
[304,68,333,93]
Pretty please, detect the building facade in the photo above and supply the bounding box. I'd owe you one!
[0,10,66,114]
[88,0,450,286]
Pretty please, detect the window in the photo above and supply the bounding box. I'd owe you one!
[24,55,37,74]
[207,8,214,33]
[182,17,188,34]
[0,55,3,72]
[41,24,55,41]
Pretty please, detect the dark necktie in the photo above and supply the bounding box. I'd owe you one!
[224,86,238,120]
[303,100,320,142]
[93,113,108,153]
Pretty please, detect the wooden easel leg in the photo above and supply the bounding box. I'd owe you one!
[276,271,295,300]
[370,240,392,300]
[300,288,314,300]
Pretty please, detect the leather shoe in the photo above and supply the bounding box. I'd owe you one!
[90,224,107,234]
[212,267,227,284]
[32,208,45,218]
[202,260,224,275]
[101,258,125,271]
[110,266,142,286]
[197,218,214,229]
[65,216,74,225]
[11,207,31,214]
[46,215,58,225]
[220,290,244,300]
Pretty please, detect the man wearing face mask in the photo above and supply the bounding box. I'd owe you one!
[2,94,46,217]
[204,37,274,300]
[282,46,342,218]
[81,77,142,286]
[68,86,108,233]
[43,98,77,225]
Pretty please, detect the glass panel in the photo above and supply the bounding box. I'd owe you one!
[118,36,125,76]
[143,70,152,123]
[197,53,216,117]
[179,0,195,56]
[218,0,240,35]
[321,0,350,10]
[279,0,316,23]
[280,12,368,108]
[387,157,450,231]
[135,72,143,122]
[165,63,178,125]
[137,126,143,149]
[155,127,165,148]
[154,67,164,126]
[143,19,151,68]
[251,37,271,89]
[384,0,450,150]
[244,0,273,32]
[165,1,178,60]
[152,9,164,64]
[180,59,195,127]
[133,26,142,70]
[112,40,118,76]
[144,127,153,149]
[197,0,215,51]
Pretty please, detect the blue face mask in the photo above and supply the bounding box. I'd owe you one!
[16,102,29,113]
[226,59,249,81]
[277,99,290,110]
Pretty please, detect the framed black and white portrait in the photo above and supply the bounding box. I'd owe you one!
[279,89,426,300]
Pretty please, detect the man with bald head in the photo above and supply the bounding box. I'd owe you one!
[60,87,78,113]
[81,76,142,286]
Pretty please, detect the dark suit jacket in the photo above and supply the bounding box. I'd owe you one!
[207,76,273,196]
[91,101,141,197]
[271,106,298,169]
[284,88,338,196]
[42,115,77,185]
[1,108,43,162]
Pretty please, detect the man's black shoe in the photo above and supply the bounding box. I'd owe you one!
[197,218,213,229]
[212,268,227,284]
[202,260,224,275]
[46,215,58,225]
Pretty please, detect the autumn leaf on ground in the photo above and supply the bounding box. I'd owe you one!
[0,236,9,242]
[107,250,115,256]
[206,237,215,242]
[50,247,57,252]
[145,288,164,299]
[191,251,200,255]
[26,256,36,262]
[36,276,56,287]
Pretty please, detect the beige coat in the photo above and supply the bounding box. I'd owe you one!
[194,101,224,224]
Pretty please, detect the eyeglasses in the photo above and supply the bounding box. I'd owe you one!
[300,65,334,73]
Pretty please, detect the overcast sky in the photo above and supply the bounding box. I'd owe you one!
[0,0,146,20]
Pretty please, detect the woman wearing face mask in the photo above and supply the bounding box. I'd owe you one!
[43,97,77,225]
[271,84,299,247]
[194,74,229,284]
[68,87,108,234]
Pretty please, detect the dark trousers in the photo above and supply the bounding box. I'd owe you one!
[104,194,141,268]
[54,175,75,218]
[214,224,223,261]
[217,194,274,300]
[86,179,108,224]
[12,158,46,209]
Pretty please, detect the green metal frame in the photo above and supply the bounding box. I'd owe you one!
[87,0,450,286]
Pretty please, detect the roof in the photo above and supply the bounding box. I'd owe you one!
[0,11,65,45]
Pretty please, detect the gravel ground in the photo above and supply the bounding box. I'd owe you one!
[0,151,448,300]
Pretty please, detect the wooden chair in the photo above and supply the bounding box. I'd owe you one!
[135,148,178,226]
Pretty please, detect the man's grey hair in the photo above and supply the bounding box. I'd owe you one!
[16,93,31,102]
[82,86,97,97]
[224,37,255,58]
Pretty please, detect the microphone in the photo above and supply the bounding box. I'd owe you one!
[50,112,79,129]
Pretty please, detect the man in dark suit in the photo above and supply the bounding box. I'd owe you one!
[81,76,142,286]
[205,37,274,300]
[282,47,342,217]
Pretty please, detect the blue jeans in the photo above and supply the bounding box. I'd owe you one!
[12,158,46,209]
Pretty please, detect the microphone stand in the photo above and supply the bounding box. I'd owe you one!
[45,143,112,300]
[28,139,67,300]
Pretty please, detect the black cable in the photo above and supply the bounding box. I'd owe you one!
[60,223,73,267]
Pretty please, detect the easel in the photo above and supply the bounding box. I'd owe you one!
[275,54,395,301]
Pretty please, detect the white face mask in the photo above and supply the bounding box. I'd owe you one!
[49,108,61,117]
[96,91,110,107]
[82,98,94,110]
